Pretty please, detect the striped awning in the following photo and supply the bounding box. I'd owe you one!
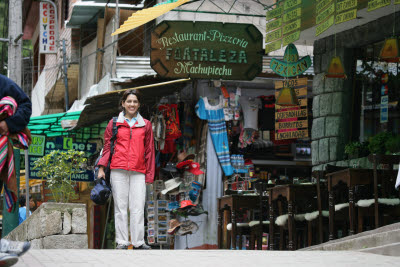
[112,0,189,36]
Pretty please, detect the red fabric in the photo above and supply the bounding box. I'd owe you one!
[98,118,155,183]
[158,104,181,140]
[161,139,176,154]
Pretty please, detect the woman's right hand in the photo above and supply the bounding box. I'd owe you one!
[97,166,106,179]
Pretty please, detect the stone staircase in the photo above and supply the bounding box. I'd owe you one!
[301,222,400,256]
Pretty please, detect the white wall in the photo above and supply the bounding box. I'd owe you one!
[80,37,98,98]
[31,72,47,117]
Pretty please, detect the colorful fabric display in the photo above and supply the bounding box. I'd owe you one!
[195,96,233,176]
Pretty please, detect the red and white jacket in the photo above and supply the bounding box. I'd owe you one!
[98,112,155,183]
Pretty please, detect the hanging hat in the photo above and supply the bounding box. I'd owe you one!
[179,199,196,209]
[269,43,312,77]
[161,178,182,195]
[176,220,199,236]
[162,162,178,173]
[167,219,181,235]
[188,162,204,175]
[176,159,193,169]
[177,151,195,163]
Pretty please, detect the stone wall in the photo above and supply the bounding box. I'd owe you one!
[5,203,88,249]
[311,11,400,171]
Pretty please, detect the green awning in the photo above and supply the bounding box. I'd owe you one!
[28,111,108,141]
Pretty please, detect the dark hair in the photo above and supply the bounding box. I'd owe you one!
[119,90,141,111]
[19,195,32,207]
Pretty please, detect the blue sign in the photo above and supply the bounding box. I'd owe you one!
[28,137,97,182]
[380,95,388,123]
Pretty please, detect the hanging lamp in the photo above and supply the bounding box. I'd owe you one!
[379,37,400,63]
[276,87,299,106]
[325,56,347,79]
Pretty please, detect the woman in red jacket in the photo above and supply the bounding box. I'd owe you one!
[97,90,155,250]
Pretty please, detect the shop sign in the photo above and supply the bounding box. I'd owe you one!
[28,135,46,156]
[276,98,307,109]
[282,31,300,47]
[380,95,388,123]
[367,0,390,12]
[39,2,57,54]
[275,119,308,130]
[316,0,333,13]
[275,129,308,140]
[266,5,283,20]
[283,7,301,23]
[316,15,334,36]
[270,56,311,77]
[265,40,282,54]
[283,19,301,35]
[284,0,302,10]
[336,0,357,13]
[266,18,282,32]
[28,137,97,182]
[316,3,335,25]
[150,21,263,81]
[265,28,282,43]
[275,87,307,98]
[336,9,357,24]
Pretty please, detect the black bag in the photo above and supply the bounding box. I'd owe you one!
[90,178,111,205]
[91,117,118,205]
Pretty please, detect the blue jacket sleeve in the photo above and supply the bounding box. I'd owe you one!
[0,74,32,133]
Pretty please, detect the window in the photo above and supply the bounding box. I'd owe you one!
[354,41,400,142]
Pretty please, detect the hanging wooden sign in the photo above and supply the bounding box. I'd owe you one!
[284,0,302,10]
[275,129,308,140]
[283,7,302,23]
[316,0,334,13]
[266,18,283,32]
[316,15,334,36]
[336,9,357,24]
[266,28,283,43]
[283,31,300,47]
[265,40,282,54]
[275,119,308,130]
[316,3,335,24]
[336,0,357,13]
[150,21,263,80]
[283,19,301,35]
[270,44,311,77]
[266,5,284,20]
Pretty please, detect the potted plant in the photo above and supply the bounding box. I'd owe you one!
[344,141,369,159]
[33,150,87,203]
[368,132,393,155]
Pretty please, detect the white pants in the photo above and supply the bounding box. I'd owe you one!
[111,169,146,247]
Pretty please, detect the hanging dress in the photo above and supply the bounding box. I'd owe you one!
[195,96,233,176]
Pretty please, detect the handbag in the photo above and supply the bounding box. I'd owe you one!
[90,178,111,205]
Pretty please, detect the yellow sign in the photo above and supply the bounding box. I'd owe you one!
[284,0,302,10]
[275,119,308,130]
[283,7,302,23]
[275,87,307,97]
[265,40,282,54]
[275,129,308,140]
[316,15,334,36]
[266,18,282,32]
[336,9,357,24]
[275,108,308,120]
[316,0,334,13]
[266,6,284,20]
[282,31,301,46]
[316,3,335,25]
[336,0,357,13]
[265,28,282,43]
[367,0,390,12]
[283,19,301,35]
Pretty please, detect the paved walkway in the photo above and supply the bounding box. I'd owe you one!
[14,250,399,267]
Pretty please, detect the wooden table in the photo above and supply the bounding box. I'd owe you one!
[268,184,317,250]
[326,168,374,240]
[217,195,260,249]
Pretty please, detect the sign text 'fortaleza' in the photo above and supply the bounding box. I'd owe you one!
[151,21,263,80]
[28,137,97,182]
[39,2,57,54]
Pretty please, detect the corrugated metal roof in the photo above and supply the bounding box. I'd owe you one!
[114,55,314,81]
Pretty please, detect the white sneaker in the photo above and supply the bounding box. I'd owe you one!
[0,252,18,267]
[0,239,31,256]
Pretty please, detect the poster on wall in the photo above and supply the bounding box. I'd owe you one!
[39,2,57,54]
[275,78,309,140]
[150,21,263,80]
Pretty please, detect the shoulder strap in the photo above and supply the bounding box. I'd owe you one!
[109,117,118,156]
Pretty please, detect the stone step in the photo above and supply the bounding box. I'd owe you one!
[302,222,400,251]
[358,242,400,257]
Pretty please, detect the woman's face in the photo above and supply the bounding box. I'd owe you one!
[122,94,140,118]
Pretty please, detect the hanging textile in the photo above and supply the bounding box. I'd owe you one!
[195,96,233,176]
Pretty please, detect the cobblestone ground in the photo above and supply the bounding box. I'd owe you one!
[14,250,399,267]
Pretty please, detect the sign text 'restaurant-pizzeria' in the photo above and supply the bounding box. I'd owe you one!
[151,21,263,80]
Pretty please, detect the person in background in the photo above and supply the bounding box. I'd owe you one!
[97,90,155,250]
[0,74,32,267]
[18,195,35,225]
